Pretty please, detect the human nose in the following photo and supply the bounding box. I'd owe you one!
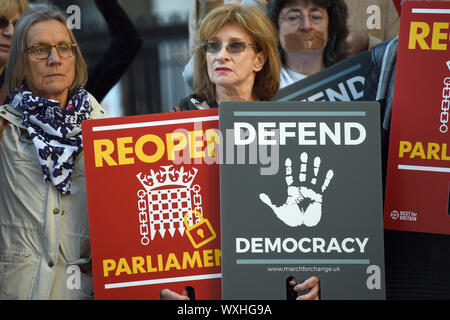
[215,44,230,60]
[47,47,61,64]
[3,22,14,37]
[298,16,312,31]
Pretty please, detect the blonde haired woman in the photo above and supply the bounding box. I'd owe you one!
[0,7,108,299]
[176,4,281,110]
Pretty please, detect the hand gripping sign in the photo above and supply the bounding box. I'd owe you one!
[184,211,216,249]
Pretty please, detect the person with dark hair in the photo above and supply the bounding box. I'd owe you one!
[267,0,349,88]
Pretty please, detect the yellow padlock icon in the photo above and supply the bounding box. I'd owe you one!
[184,210,216,249]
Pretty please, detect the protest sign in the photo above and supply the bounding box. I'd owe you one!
[274,51,369,103]
[219,101,385,299]
[384,1,450,235]
[82,109,221,299]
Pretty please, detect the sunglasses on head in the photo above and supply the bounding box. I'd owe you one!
[201,41,259,54]
[0,16,16,29]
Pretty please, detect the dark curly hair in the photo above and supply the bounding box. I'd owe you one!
[267,0,349,67]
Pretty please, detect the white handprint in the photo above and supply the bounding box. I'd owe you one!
[259,152,334,227]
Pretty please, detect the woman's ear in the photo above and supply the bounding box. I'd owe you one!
[253,51,266,72]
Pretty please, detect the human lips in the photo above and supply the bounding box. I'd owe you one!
[46,73,65,78]
[0,44,10,53]
[215,67,232,74]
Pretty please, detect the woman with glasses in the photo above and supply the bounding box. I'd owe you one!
[0,7,108,299]
[167,4,320,301]
[268,0,349,88]
[174,4,281,111]
[0,0,28,105]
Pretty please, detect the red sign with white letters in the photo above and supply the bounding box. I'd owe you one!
[384,1,450,234]
[82,109,221,299]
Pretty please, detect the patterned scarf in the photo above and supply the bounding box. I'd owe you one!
[10,84,91,195]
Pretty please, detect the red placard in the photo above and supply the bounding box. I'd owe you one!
[384,1,450,234]
[82,109,221,299]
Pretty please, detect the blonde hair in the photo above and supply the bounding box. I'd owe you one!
[0,0,29,18]
[5,6,87,95]
[193,4,281,103]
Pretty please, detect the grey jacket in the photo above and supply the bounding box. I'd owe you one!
[0,94,108,299]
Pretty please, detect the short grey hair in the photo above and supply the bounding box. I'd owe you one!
[5,6,87,96]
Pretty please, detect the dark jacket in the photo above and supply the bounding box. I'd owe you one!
[85,0,143,102]
[364,38,397,195]
[173,94,218,112]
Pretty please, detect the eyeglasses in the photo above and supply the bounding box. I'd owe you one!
[0,16,17,30]
[281,12,325,27]
[24,43,77,60]
[201,41,259,54]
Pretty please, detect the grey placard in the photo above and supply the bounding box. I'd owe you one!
[274,51,370,102]
[219,101,385,300]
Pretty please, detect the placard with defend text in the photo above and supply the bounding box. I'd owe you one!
[220,101,385,300]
